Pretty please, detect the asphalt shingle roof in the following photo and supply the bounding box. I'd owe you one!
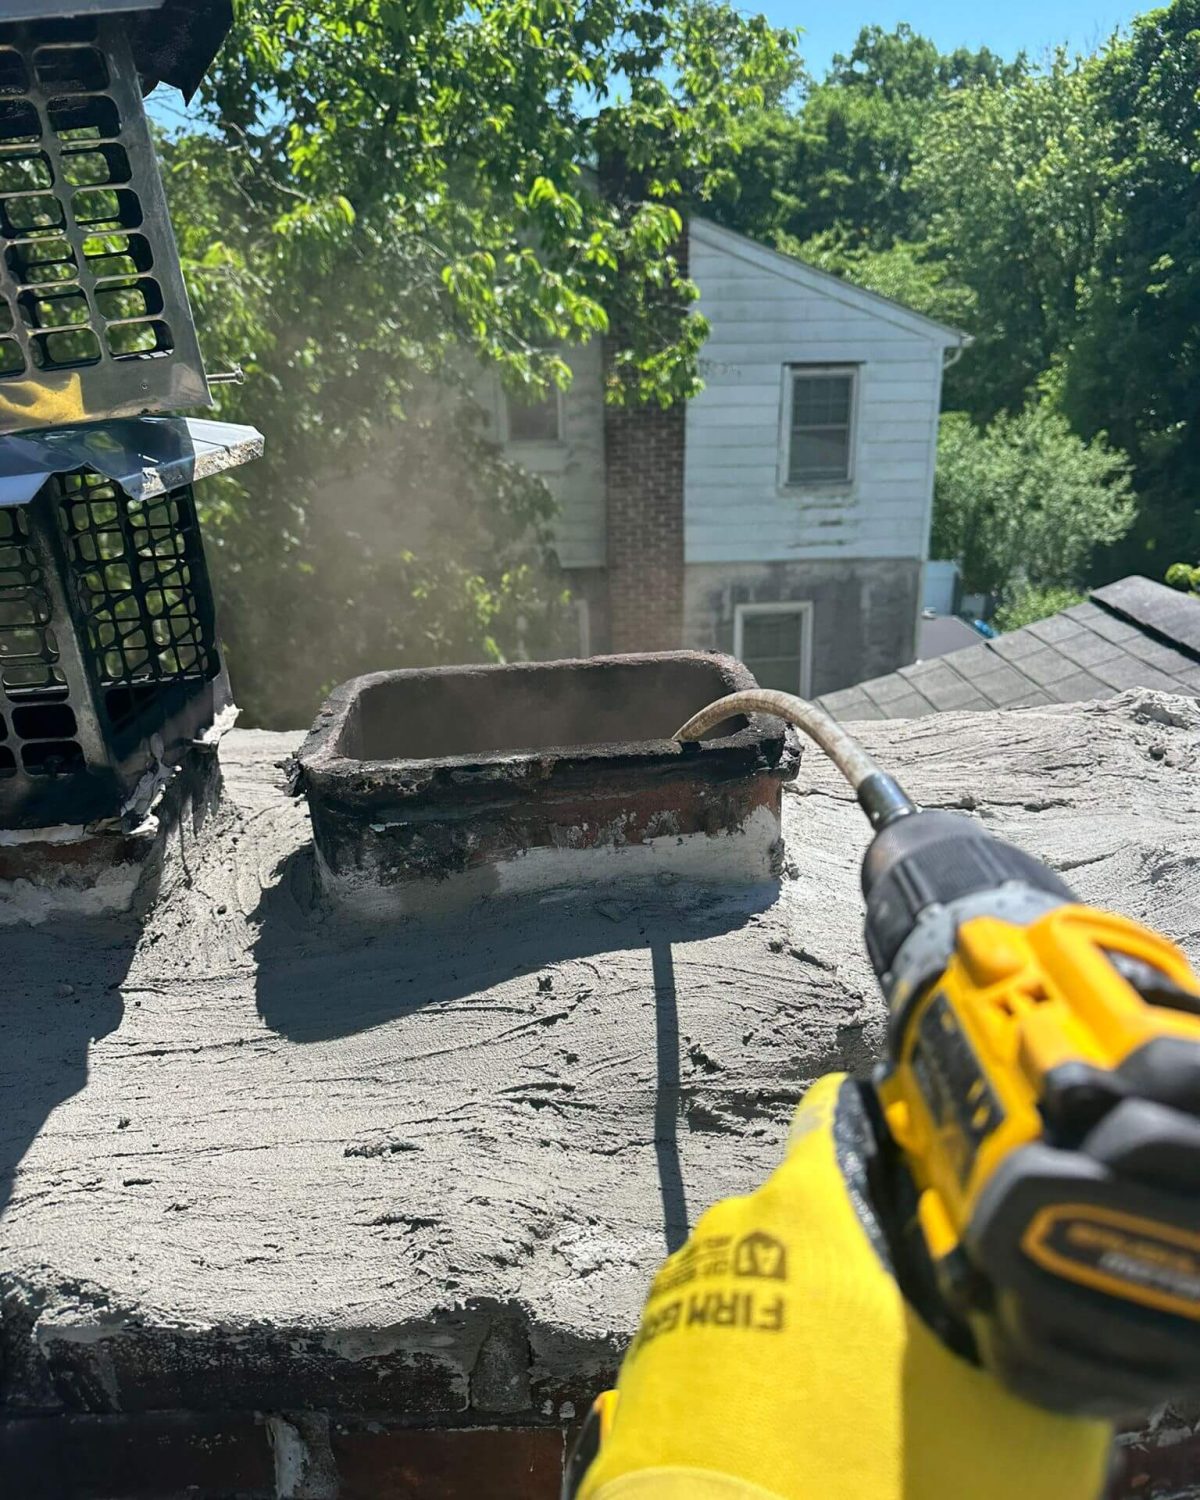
[817,576,1200,722]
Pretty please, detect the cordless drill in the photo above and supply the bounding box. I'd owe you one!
[568,686,1200,1493]
[860,802,1200,1416]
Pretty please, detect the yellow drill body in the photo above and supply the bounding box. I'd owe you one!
[879,904,1200,1328]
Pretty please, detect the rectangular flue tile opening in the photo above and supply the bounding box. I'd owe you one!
[341,656,747,763]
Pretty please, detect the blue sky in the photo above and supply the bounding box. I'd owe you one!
[778,0,1142,78]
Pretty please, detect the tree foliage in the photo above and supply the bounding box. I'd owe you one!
[932,408,1135,599]
[908,55,1115,421]
[708,25,1024,251]
[1063,0,1200,572]
[1166,562,1200,596]
[167,0,797,724]
[993,584,1086,633]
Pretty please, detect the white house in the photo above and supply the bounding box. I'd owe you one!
[489,217,969,696]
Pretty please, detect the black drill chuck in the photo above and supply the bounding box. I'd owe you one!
[861,810,1076,983]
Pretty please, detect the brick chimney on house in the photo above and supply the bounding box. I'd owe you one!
[602,227,687,653]
[604,392,685,652]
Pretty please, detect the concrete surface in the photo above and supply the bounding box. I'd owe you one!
[1,691,1199,1451]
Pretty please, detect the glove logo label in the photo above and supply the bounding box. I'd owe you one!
[628,1291,787,1359]
[629,1233,791,1360]
[733,1231,787,1281]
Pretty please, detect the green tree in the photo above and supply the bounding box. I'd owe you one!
[166,0,797,725]
[910,54,1115,423]
[932,406,1135,599]
[825,23,1021,96]
[708,25,1023,253]
[993,584,1086,632]
[1166,562,1200,595]
[1063,0,1200,576]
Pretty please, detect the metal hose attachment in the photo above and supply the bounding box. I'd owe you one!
[673,689,916,830]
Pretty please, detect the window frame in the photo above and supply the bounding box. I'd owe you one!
[733,601,814,698]
[779,364,859,490]
[502,383,564,446]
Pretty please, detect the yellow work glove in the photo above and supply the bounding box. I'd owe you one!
[574,1073,1113,1500]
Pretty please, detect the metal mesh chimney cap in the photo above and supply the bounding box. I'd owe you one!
[0,12,211,434]
[0,414,257,833]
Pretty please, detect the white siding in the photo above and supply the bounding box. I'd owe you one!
[493,339,606,570]
[685,219,954,565]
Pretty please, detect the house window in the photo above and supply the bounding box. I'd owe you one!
[784,366,856,485]
[505,388,561,444]
[734,603,812,696]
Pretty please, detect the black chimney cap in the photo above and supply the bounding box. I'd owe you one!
[0,1,234,101]
[128,0,234,101]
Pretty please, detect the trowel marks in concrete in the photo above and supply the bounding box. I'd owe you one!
[0,693,1198,1489]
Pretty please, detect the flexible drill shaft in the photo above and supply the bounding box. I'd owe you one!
[674,689,917,830]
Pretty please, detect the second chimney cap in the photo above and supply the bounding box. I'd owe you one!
[0,1,233,101]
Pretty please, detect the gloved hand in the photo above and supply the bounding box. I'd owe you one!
[570,1073,1113,1500]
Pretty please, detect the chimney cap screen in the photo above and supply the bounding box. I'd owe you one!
[0,15,212,431]
[0,417,263,508]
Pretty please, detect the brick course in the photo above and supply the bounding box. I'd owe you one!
[0,1414,567,1499]
[0,1408,1189,1497]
